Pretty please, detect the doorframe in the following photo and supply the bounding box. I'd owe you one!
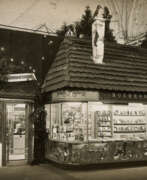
[1,101,6,166]
[1,99,34,166]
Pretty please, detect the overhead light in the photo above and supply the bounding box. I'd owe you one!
[7,73,37,82]
[21,60,24,65]
[10,58,14,62]
[41,56,45,60]
[0,46,5,52]
[29,66,32,70]
[48,40,53,45]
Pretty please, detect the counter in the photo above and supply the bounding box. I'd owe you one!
[45,139,147,165]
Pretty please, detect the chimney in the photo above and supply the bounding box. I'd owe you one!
[92,5,105,64]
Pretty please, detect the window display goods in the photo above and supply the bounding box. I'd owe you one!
[45,100,147,165]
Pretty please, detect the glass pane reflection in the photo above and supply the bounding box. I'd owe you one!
[7,104,26,160]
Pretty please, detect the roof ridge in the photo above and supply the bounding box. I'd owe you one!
[64,37,147,55]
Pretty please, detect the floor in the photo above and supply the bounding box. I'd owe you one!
[0,163,147,180]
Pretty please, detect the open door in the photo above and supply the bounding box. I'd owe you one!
[5,102,33,165]
[0,102,4,166]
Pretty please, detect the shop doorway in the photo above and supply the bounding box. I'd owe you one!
[6,103,28,163]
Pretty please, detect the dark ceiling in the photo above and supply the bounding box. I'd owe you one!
[0,28,63,84]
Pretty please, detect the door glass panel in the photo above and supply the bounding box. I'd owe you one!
[7,103,26,160]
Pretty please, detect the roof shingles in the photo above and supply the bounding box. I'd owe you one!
[42,37,147,93]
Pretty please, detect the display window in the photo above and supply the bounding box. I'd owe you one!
[112,104,147,140]
[47,103,87,141]
[88,102,112,140]
[45,104,51,130]
[50,103,62,140]
[62,102,87,141]
[45,102,147,142]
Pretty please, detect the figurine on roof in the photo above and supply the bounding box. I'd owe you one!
[92,5,106,64]
[92,5,114,51]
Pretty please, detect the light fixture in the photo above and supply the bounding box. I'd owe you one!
[21,60,24,65]
[0,46,5,52]
[10,58,14,62]
[33,69,36,73]
[29,66,32,70]
[41,56,45,60]
[48,40,53,45]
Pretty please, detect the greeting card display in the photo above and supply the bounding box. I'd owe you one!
[94,110,112,137]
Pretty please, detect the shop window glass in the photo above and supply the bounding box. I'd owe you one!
[112,104,147,140]
[7,103,26,160]
[47,103,87,142]
[45,102,147,142]
[45,104,50,131]
[61,102,87,142]
[88,102,112,141]
[50,103,61,140]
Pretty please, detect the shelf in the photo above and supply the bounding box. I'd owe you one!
[114,131,146,133]
[49,139,86,144]
[97,125,111,127]
[113,115,145,117]
[97,121,111,122]
[97,122,111,124]
[114,123,146,125]
[97,135,112,137]
[97,131,111,132]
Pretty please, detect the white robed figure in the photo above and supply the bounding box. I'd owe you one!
[92,5,106,64]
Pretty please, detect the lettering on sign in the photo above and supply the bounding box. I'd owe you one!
[100,91,147,101]
[52,90,99,101]
[56,91,86,98]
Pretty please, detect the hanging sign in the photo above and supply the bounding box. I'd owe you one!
[51,90,99,102]
[100,91,147,102]
[7,73,36,82]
